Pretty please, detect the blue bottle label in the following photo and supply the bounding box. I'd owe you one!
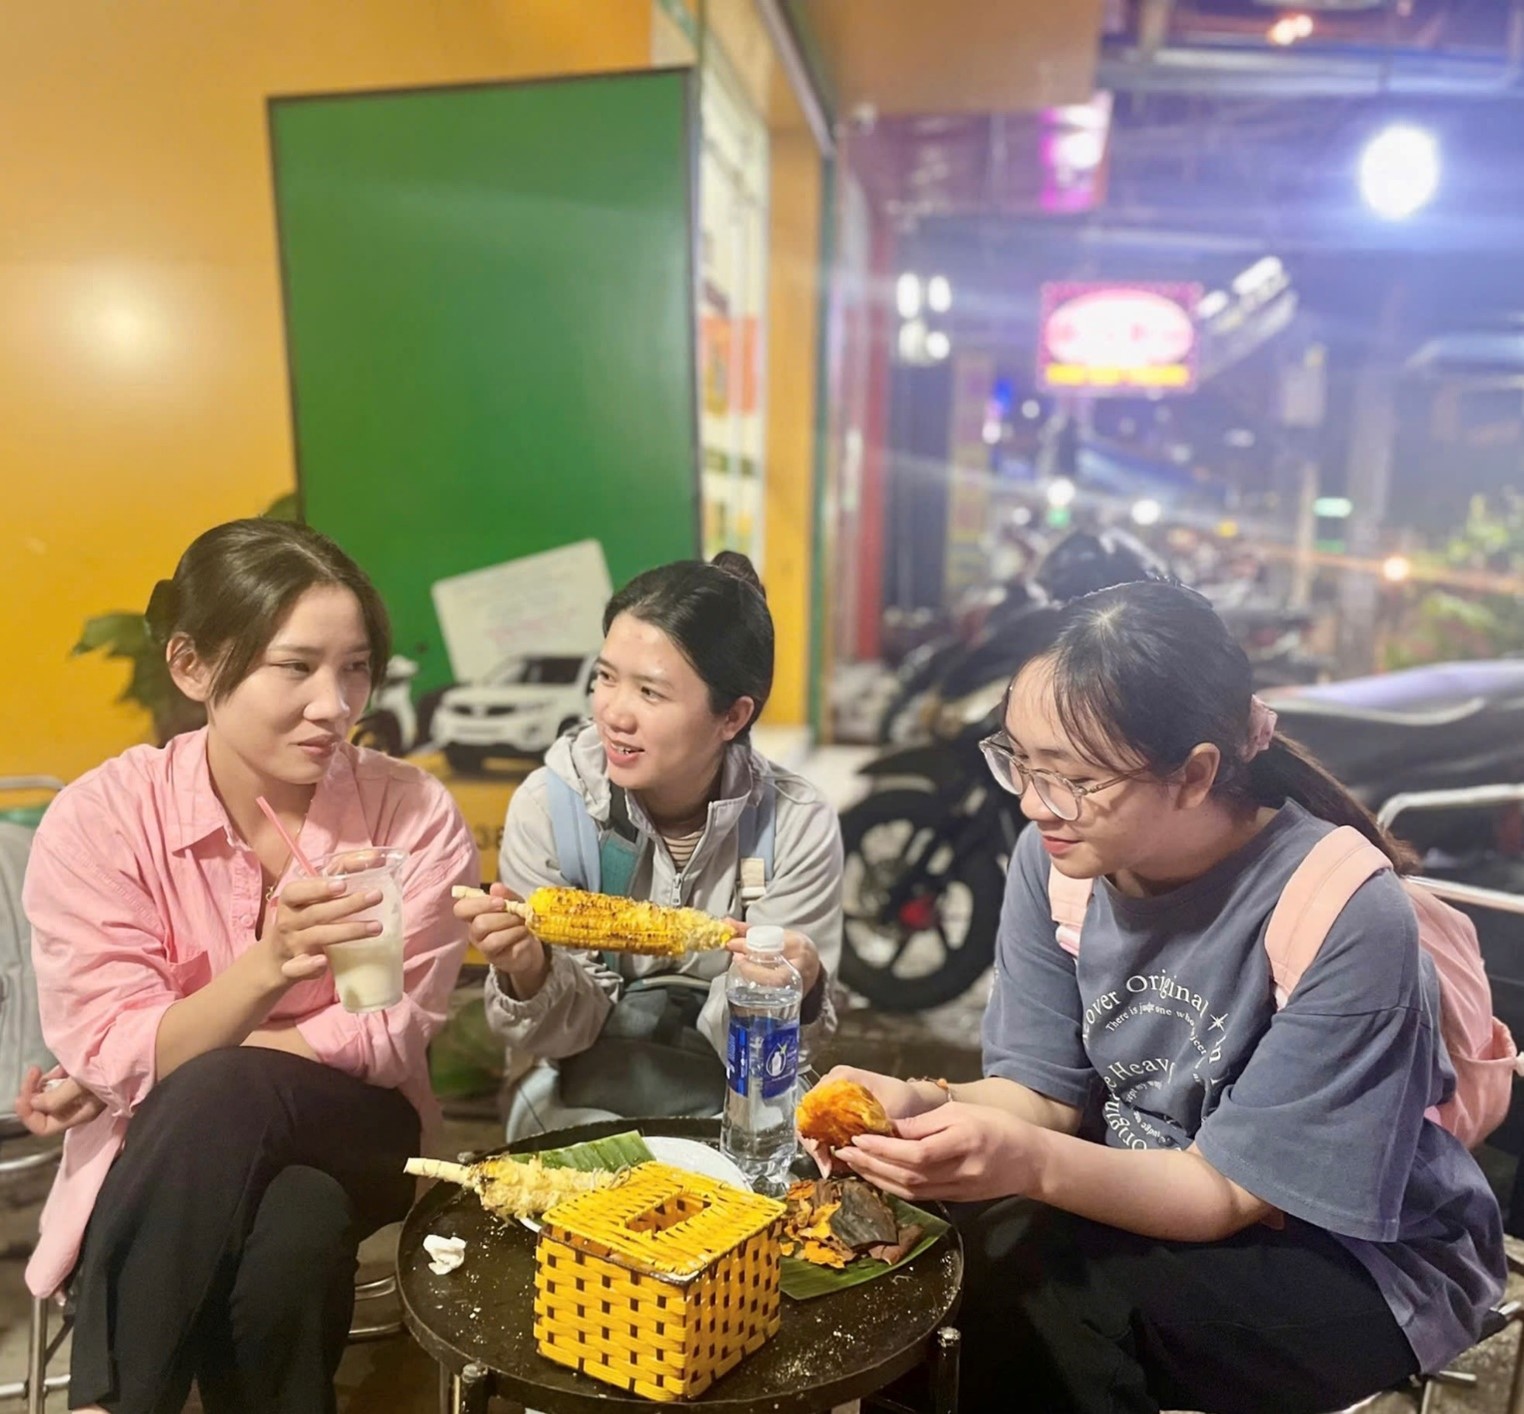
[760,1020,799,1101]
[726,1015,799,1099]
[726,1016,750,1094]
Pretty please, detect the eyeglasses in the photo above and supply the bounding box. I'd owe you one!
[977,734,1139,822]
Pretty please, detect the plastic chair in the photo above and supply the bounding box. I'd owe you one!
[1336,1294,1524,1414]
[0,1257,403,1410]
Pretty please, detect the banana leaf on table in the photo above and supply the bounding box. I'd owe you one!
[509,1131,656,1171]
[779,1197,949,1301]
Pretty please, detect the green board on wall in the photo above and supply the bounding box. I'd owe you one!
[270,70,699,695]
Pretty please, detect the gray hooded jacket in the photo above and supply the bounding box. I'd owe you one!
[483,724,843,1137]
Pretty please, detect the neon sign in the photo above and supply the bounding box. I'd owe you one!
[1038,282,1201,394]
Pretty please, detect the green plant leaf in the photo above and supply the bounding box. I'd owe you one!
[72,613,151,657]
[429,996,507,1100]
[778,1197,949,1301]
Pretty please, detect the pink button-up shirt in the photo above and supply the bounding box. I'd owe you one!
[22,728,477,1297]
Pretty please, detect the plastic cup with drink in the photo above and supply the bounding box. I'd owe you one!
[320,847,408,1013]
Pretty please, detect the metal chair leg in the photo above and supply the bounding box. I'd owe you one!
[931,1326,960,1414]
[348,1272,402,1341]
[1510,1318,1524,1414]
[443,1362,490,1414]
[347,1314,404,1342]
[27,1296,47,1414]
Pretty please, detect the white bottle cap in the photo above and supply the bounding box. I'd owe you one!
[745,925,785,954]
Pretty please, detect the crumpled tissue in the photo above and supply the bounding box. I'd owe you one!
[423,1234,466,1276]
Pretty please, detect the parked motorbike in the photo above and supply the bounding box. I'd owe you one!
[875,582,1045,745]
[840,529,1170,1009]
[839,655,1524,1014]
[875,528,1172,746]
[1268,661,1524,813]
[841,607,1062,1009]
[351,654,421,757]
[1217,602,1333,691]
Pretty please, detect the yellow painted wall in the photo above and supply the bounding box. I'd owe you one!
[1,1,653,782]
[699,0,825,727]
[763,130,823,726]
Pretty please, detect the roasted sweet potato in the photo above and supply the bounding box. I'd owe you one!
[797,1077,895,1151]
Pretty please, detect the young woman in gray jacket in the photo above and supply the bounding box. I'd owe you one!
[456,554,844,1138]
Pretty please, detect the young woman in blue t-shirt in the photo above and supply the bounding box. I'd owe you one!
[823,580,1504,1414]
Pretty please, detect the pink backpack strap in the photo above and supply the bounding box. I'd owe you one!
[1264,826,1391,1006]
[1048,866,1094,957]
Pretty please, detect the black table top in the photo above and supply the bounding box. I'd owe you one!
[398,1118,963,1413]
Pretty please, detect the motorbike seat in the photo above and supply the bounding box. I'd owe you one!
[1265,661,1524,801]
[1266,660,1524,724]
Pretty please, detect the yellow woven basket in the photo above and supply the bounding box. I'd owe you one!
[533,1161,786,1402]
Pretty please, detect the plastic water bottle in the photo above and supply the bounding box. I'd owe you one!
[720,926,802,1195]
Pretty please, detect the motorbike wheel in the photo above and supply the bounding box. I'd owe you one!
[444,744,487,774]
[838,789,1005,1012]
[415,684,458,747]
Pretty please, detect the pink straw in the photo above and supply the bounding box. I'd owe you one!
[255,796,320,877]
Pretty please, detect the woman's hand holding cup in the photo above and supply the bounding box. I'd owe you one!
[263,875,384,985]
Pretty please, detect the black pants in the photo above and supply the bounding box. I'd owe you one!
[68,1048,420,1414]
[934,1198,1418,1414]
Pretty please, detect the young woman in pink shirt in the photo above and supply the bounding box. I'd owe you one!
[17,519,476,1414]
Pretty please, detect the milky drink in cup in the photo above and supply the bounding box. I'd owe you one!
[321,848,407,1013]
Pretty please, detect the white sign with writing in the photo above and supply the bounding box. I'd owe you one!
[430,540,612,683]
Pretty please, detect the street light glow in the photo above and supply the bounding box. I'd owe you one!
[1047,477,1077,509]
[1359,125,1440,221]
[1268,13,1314,46]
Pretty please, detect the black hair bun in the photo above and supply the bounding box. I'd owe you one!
[144,578,180,644]
[711,550,766,599]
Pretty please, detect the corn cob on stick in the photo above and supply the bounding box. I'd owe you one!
[452,884,734,956]
[405,1153,614,1220]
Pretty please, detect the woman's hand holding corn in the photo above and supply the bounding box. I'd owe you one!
[454,883,550,998]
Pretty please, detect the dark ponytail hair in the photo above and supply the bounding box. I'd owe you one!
[603,552,773,738]
[1029,580,1417,871]
[149,519,390,704]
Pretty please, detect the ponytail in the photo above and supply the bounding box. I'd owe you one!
[1247,735,1419,873]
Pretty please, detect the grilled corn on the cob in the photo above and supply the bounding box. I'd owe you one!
[405,1154,614,1220]
[452,884,734,956]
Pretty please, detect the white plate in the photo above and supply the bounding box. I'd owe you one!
[518,1136,750,1233]
[644,1135,750,1189]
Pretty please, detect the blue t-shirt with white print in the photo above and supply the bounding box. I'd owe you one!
[984,801,1505,1372]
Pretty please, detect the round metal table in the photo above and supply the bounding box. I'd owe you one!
[398,1118,963,1414]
